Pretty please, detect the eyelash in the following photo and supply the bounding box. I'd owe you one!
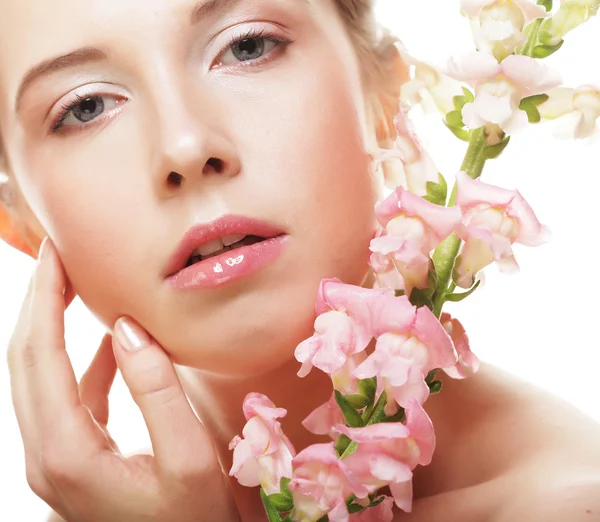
[50,27,294,134]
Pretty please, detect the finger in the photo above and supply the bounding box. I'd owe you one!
[79,334,117,427]
[7,242,79,456]
[6,261,45,451]
[112,317,216,475]
[26,238,102,454]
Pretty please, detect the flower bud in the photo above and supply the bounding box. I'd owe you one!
[541,0,599,44]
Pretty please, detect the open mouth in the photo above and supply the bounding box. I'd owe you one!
[184,235,267,268]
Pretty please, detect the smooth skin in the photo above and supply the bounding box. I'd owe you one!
[1,0,600,520]
[8,238,240,521]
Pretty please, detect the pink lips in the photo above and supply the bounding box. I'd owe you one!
[164,215,289,290]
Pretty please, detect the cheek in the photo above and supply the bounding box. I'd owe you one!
[20,127,159,328]
[244,50,379,284]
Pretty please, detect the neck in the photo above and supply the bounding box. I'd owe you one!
[177,355,333,520]
[175,271,378,520]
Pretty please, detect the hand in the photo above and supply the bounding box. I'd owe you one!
[6,238,241,522]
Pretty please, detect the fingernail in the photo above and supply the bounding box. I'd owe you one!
[37,237,49,265]
[115,318,149,352]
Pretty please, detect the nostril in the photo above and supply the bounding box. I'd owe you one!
[205,157,224,174]
[167,171,184,188]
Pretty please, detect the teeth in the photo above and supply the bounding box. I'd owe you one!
[193,238,224,257]
[222,234,246,247]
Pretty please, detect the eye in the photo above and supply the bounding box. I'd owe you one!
[213,28,292,69]
[52,94,126,133]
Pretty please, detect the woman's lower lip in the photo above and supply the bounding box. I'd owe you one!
[166,235,289,290]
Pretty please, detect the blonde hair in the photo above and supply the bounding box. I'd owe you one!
[334,0,403,144]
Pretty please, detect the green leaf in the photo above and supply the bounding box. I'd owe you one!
[317,516,330,522]
[532,40,564,58]
[537,0,552,11]
[345,393,369,409]
[444,279,481,303]
[462,87,475,103]
[539,29,559,46]
[395,289,406,297]
[445,110,465,129]
[453,95,468,112]
[267,493,294,513]
[370,496,386,507]
[383,407,406,423]
[334,390,364,428]
[335,433,352,456]
[368,392,388,425]
[444,122,472,142]
[428,380,443,394]
[428,267,439,293]
[261,489,284,522]
[518,95,550,125]
[523,104,541,123]
[520,94,550,107]
[483,135,511,159]
[348,503,366,514]
[425,369,438,384]
[280,477,292,499]
[358,377,377,407]
[424,173,448,206]
[345,494,357,507]
[408,288,434,310]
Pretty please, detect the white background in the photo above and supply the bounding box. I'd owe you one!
[1,1,599,520]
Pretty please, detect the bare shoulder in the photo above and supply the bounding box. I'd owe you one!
[393,460,600,522]
[399,362,600,521]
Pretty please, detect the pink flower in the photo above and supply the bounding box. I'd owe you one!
[303,353,368,439]
[398,43,466,116]
[302,393,346,439]
[369,229,411,293]
[454,171,551,288]
[353,305,457,410]
[229,393,296,495]
[295,280,396,377]
[289,443,370,522]
[373,111,440,195]
[334,400,435,513]
[440,313,481,379]
[350,495,395,522]
[446,52,561,134]
[369,187,461,294]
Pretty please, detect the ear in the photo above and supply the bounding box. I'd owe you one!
[0,177,41,258]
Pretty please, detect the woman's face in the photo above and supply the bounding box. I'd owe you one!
[0,0,382,375]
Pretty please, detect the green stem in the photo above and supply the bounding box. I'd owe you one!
[340,392,388,460]
[520,18,544,57]
[431,127,488,318]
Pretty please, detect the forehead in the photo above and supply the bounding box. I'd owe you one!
[0,0,308,102]
[0,0,197,76]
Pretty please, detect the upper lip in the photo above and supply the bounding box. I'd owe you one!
[164,214,286,277]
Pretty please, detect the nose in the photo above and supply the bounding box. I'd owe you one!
[150,90,241,197]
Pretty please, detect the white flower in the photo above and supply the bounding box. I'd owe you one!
[446,52,561,135]
[539,85,600,138]
[460,0,549,60]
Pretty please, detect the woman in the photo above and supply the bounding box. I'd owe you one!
[1,0,599,520]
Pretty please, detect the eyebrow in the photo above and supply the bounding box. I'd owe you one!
[15,47,107,112]
[190,0,242,24]
[15,0,247,112]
